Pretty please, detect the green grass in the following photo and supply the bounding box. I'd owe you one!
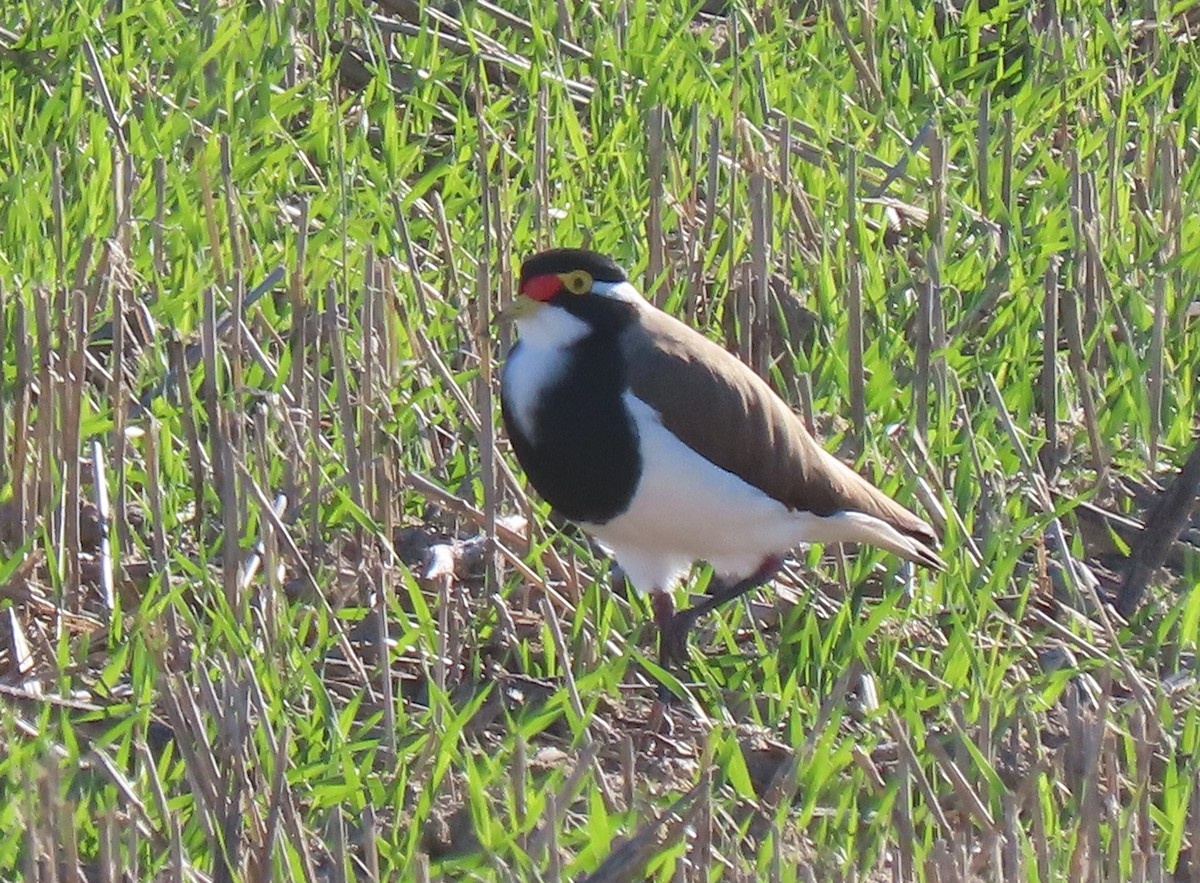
[1,0,1199,880]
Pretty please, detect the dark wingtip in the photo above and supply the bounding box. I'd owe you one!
[917,546,947,572]
[898,520,946,571]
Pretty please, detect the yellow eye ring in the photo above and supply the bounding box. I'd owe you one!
[560,271,592,295]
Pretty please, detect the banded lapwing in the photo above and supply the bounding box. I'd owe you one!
[499,248,943,679]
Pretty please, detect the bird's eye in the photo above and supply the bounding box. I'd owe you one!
[562,271,592,295]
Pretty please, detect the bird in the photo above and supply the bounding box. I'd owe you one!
[498,247,944,682]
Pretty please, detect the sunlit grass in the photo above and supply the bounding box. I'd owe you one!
[0,0,1198,879]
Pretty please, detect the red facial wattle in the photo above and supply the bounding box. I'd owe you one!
[520,274,562,302]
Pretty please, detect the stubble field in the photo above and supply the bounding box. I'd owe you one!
[1,1,1199,880]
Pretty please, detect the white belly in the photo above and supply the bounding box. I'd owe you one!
[584,394,837,593]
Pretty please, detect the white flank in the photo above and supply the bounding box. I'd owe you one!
[586,394,920,593]
[501,306,591,442]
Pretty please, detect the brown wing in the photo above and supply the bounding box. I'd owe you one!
[620,304,942,566]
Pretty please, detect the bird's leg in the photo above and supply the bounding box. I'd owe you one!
[651,591,693,703]
[652,557,783,699]
[674,555,784,636]
[651,592,680,670]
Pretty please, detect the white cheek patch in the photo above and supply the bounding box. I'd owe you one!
[512,304,591,348]
[502,344,567,441]
[501,306,592,442]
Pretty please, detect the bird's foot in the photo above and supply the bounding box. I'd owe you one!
[651,596,701,702]
[659,606,700,669]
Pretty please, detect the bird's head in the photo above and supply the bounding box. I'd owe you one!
[500,249,641,341]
